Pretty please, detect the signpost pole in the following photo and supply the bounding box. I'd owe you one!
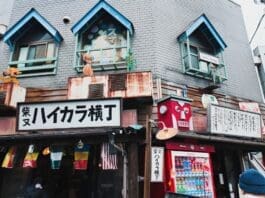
[143,115,151,198]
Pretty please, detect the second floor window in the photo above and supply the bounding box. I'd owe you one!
[15,42,55,65]
[9,23,58,77]
[71,0,134,73]
[75,13,130,72]
[178,14,227,84]
[183,43,223,74]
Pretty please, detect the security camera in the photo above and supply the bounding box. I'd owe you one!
[63,16,71,24]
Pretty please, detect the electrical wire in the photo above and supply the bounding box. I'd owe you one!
[249,13,265,44]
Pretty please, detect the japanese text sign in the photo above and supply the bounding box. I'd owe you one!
[17,98,121,131]
[208,105,261,138]
[151,147,164,182]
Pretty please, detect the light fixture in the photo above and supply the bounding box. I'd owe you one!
[126,124,144,134]
[63,16,71,24]
[159,105,167,114]
[0,24,7,38]
[77,140,84,149]
[42,147,50,155]
[28,144,34,153]
[150,120,178,140]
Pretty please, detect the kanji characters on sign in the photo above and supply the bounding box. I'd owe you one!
[18,99,121,131]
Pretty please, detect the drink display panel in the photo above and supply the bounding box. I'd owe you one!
[171,151,214,198]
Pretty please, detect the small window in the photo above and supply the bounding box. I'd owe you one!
[16,42,55,65]
[178,14,227,84]
[9,23,58,77]
[75,13,130,72]
[180,39,226,84]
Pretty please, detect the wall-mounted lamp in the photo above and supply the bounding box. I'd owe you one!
[0,24,7,38]
[125,124,144,134]
[77,140,84,149]
[63,16,71,24]
[42,147,50,155]
[159,105,168,114]
[149,120,179,140]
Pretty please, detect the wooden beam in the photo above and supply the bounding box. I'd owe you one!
[128,143,139,198]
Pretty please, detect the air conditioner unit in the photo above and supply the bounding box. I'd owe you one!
[67,76,108,99]
[0,83,26,108]
[67,71,153,100]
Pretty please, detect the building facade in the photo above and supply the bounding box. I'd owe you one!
[0,0,264,198]
[0,0,14,55]
[0,0,262,100]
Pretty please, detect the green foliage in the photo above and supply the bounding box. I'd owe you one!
[126,49,136,71]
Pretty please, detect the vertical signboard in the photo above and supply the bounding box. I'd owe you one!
[151,147,164,182]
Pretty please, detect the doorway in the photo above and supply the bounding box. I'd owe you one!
[212,148,242,198]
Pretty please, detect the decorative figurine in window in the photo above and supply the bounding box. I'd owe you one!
[82,53,94,76]
[82,53,96,82]
[0,67,21,84]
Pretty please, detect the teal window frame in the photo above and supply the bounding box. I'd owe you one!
[3,8,63,77]
[9,40,59,77]
[180,38,227,84]
[71,0,134,73]
[74,23,131,73]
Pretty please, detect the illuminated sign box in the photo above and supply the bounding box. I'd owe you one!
[17,98,121,131]
[208,104,261,138]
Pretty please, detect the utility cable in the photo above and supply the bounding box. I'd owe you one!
[249,13,265,44]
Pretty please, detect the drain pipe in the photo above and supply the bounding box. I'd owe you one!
[122,150,128,198]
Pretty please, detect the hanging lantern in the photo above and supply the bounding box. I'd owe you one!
[42,147,50,156]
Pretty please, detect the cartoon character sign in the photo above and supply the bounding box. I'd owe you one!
[158,96,193,131]
[173,100,192,130]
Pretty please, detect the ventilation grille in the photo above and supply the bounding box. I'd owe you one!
[88,83,104,98]
[109,73,126,91]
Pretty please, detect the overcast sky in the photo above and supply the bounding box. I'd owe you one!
[233,0,265,48]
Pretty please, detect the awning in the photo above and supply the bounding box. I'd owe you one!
[3,8,63,49]
[71,0,134,35]
[0,128,145,145]
[168,131,265,149]
[177,14,227,50]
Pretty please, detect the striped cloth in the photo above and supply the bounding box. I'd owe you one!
[2,147,16,168]
[100,143,118,170]
[50,146,63,170]
[74,144,90,170]
[23,144,39,168]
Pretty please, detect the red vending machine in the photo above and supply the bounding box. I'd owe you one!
[165,143,216,198]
